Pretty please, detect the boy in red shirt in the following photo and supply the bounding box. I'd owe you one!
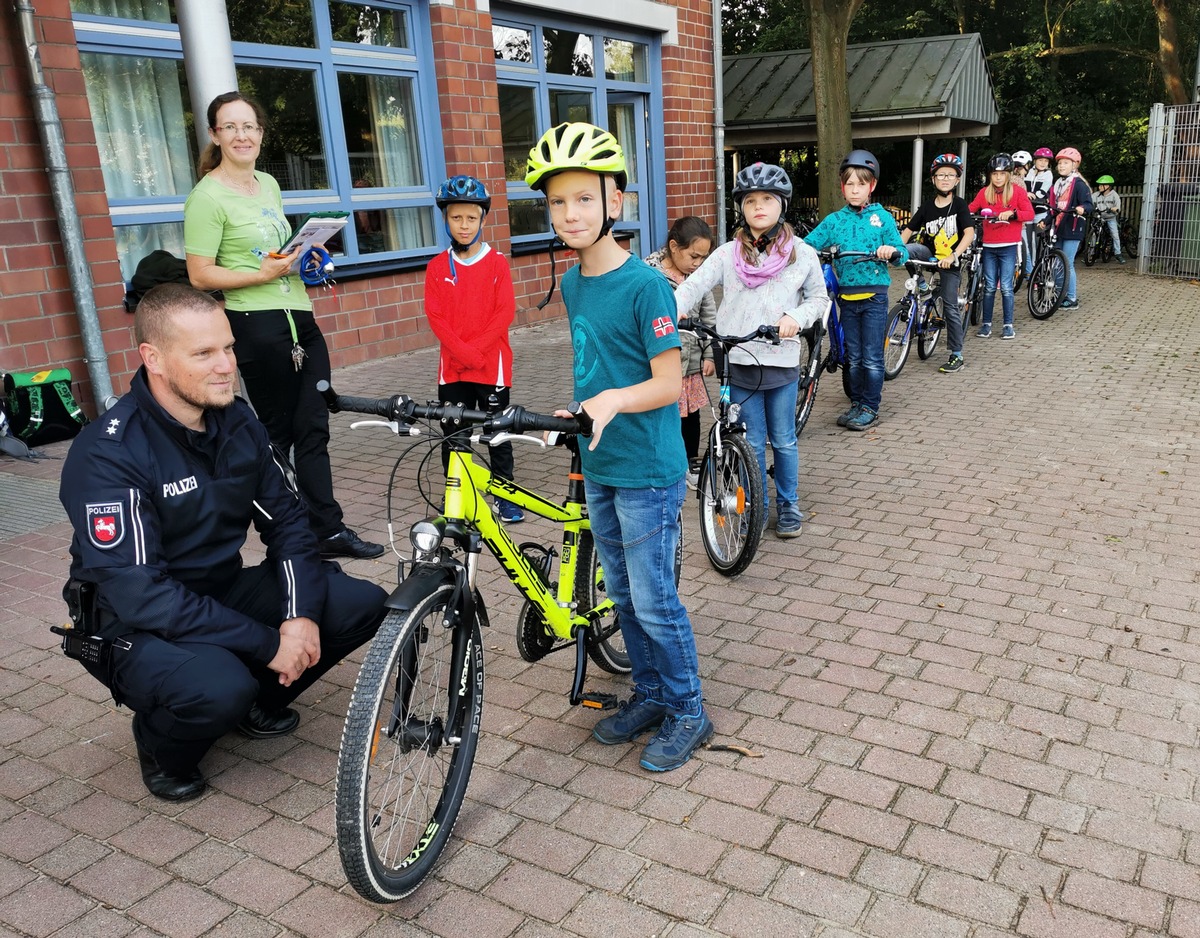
[424,176,522,521]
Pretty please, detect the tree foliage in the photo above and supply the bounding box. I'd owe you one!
[723,0,1199,197]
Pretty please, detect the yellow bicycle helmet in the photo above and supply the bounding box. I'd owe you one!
[524,122,628,192]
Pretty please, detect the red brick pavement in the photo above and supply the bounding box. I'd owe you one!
[1,264,1198,936]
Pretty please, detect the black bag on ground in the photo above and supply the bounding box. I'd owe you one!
[2,369,88,446]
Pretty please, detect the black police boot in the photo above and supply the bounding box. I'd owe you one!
[318,527,384,559]
[237,704,301,739]
[136,743,206,802]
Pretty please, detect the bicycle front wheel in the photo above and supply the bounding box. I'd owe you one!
[336,592,483,903]
[794,330,823,438]
[576,530,630,674]
[1084,230,1098,267]
[1028,250,1067,320]
[917,300,942,361]
[883,303,912,380]
[698,432,764,577]
[1122,221,1138,258]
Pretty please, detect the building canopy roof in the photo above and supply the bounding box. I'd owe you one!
[723,33,998,148]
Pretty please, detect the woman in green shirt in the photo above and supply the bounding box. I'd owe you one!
[184,92,381,560]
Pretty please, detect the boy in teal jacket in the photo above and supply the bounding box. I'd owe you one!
[804,150,907,431]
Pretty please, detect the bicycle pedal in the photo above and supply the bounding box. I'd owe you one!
[579,692,619,710]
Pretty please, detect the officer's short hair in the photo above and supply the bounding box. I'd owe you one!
[135,284,222,348]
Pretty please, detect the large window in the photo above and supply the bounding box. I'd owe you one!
[73,0,442,280]
[493,11,660,255]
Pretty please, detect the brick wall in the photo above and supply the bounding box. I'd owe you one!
[0,0,717,413]
[0,0,129,413]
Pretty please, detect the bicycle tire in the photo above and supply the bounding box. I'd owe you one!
[794,330,823,438]
[1084,229,1098,267]
[576,530,631,674]
[916,299,942,361]
[336,594,483,903]
[968,282,983,327]
[698,432,764,577]
[1028,250,1067,320]
[840,360,852,400]
[882,302,912,380]
[1122,221,1138,259]
[1101,232,1114,263]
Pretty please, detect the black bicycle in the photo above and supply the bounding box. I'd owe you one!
[680,320,783,576]
[1084,211,1138,265]
[1027,215,1068,320]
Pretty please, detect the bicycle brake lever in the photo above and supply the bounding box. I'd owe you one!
[350,419,421,437]
[475,431,547,448]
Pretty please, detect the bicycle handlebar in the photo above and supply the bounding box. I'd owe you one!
[817,248,876,262]
[317,381,587,436]
[679,320,782,346]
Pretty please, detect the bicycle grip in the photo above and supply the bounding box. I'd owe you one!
[317,380,396,418]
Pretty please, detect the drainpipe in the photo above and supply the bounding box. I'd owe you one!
[15,0,116,412]
[713,0,726,243]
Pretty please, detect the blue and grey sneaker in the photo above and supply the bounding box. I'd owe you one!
[846,406,878,432]
[496,499,524,523]
[976,324,992,338]
[1001,324,1016,340]
[1060,298,1080,309]
[836,403,862,428]
[776,505,803,539]
[593,694,670,745]
[640,709,715,772]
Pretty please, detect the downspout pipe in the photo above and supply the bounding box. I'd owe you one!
[713,0,726,243]
[15,0,116,413]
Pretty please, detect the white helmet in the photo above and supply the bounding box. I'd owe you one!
[1012,150,1033,167]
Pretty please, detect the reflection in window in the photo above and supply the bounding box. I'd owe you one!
[604,39,647,82]
[226,0,315,47]
[499,85,537,182]
[494,24,533,64]
[351,205,436,254]
[70,0,172,21]
[544,28,593,77]
[549,90,591,126]
[81,52,195,201]
[340,72,424,188]
[330,1,408,48]
[114,221,184,282]
[608,101,639,186]
[238,65,328,190]
[508,198,549,237]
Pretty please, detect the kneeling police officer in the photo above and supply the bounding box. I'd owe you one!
[58,284,386,801]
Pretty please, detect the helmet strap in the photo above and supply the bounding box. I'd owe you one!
[594,175,617,245]
[751,222,783,252]
[536,236,564,310]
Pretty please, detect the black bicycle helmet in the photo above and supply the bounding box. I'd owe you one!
[840,149,881,179]
[987,153,1015,173]
[731,162,793,211]
[436,175,491,213]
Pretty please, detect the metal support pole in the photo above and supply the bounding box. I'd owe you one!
[1138,103,1165,275]
[958,139,968,198]
[712,0,726,244]
[177,0,238,152]
[910,136,924,214]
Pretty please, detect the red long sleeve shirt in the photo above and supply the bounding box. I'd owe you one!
[969,185,1035,247]
[423,245,515,387]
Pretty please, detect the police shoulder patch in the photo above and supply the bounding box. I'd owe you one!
[86,501,126,550]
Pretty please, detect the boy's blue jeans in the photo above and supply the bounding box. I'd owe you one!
[584,478,702,715]
[981,245,1018,326]
[1104,216,1122,254]
[840,294,887,412]
[731,382,799,509]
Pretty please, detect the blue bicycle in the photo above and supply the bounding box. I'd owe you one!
[795,248,873,437]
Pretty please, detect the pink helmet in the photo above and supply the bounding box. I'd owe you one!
[1056,147,1082,165]
[1034,147,1054,159]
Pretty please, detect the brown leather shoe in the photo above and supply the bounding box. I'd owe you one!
[237,704,300,739]
[136,744,206,802]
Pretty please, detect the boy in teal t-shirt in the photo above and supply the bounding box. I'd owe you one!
[525,122,710,772]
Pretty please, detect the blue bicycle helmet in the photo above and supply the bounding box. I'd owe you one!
[435,175,492,213]
[840,149,881,179]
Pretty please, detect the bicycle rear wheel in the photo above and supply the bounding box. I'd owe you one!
[698,432,764,577]
[916,299,942,361]
[1121,221,1138,258]
[794,330,823,438]
[882,302,912,380]
[1028,250,1067,320]
[1084,229,1098,267]
[576,530,630,674]
[336,592,482,903]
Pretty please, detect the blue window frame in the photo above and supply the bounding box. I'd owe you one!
[72,0,444,281]
[492,9,665,258]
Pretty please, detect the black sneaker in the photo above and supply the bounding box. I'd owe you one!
[939,355,965,373]
[318,527,385,559]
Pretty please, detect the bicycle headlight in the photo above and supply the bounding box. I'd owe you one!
[410,519,445,560]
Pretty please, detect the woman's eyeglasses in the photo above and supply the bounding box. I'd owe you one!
[216,123,263,136]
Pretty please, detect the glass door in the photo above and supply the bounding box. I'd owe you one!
[607,94,650,258]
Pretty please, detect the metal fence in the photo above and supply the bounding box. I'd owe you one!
[1139,102,1200,278]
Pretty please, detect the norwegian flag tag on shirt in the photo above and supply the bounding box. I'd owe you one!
[652,316,675,338]
[86,502,125,550]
